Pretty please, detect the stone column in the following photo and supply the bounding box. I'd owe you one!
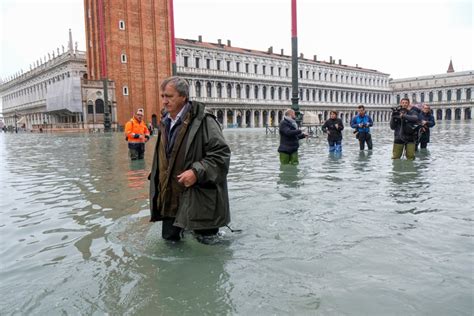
[460,107,465,120]
[258,110,264,127]
[250,110,255,128]
[272,110,278,126]
[223,109,228,128]
[232,110,238,126]
[441,108,446,121]
[243,110,248,128]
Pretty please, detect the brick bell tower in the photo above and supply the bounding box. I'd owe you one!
[84,0,172,127]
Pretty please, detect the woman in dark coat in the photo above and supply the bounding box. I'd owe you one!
[322,110,344,152]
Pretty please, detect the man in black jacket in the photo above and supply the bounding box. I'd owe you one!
[278,109,308,164]
[390,98,420,160]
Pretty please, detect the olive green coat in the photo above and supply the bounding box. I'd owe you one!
[149,101,231,230]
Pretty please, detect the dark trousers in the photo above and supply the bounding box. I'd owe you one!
[128,143,145,160]
[358,132,373,150]
[162,218,219,241]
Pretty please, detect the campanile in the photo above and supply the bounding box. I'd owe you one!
[84,0,172,126]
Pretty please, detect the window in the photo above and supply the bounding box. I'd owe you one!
[429,91,433,102]
[206,59,211,69]
[119,20,125,30]
[227,61,231,71]
[121,53,127,63]
[236,62,240,72]
[286,68,289,77]
[270,67,274,76]
[254,86,259,98]
[306,71,309,79]
[226,83,232,98]
[278,68,281,76]
[184,56,189,67]
[254,64,258,74]
[299,70,303,78]
[438,91,442,101]
[217,60,221,70]
[456,89,461,101]
[245,85,250,98]
[270,87,275,100]
[466,88,471,100]
[87,102,94,114]
[262,65,266,75]
[195,57,200,68]
[236,84,241,98]
[420,92,425,102]
[245,63,249,73]
[123,86,129,95]
[95,99,105,113]
[447,90,452,101]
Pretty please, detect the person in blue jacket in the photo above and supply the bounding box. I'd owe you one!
[416,103,436,150]
[351,105,373,150]
[278,109,308,165]
[322,110,344,152]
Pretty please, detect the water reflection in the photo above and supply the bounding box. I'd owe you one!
[1,122,473,315]
[277,164,301,188]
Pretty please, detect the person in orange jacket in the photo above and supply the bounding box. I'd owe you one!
[124,108,150,160]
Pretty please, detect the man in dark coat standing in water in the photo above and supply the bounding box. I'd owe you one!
[149,76,231,241]
[278,109,308,165]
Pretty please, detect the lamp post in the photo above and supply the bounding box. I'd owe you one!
[169,0,177,75]
[291,0,303,126]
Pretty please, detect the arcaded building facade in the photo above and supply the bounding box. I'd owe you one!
[390,64,473,121]
[175,37,394,128]
[84,0,172,126]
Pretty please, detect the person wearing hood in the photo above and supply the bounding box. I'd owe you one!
[390,97,421,160]
[416,103,436,150]
[277,109,308,165]
[149,76,231,242]
[322,110,344,152]
[124,108,150,160]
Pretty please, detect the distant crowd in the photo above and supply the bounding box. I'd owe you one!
[278,98,435,163]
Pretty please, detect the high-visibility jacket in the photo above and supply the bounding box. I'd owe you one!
[125,117,150,143]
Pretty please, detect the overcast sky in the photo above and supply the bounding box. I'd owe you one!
[1,0,472,81]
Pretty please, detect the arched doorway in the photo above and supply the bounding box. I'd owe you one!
[455,108,462,120]
[436,109,443,120]
[246,110,251,127]
[217,110,224,124]
[278,110,283,123]
[465,108,472,120]
[445,109,452,120]
[263,111,269,127]
[227,110,233,126]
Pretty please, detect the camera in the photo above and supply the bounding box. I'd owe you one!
[391,106,405,119]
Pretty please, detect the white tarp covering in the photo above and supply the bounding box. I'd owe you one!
[46,76,82,112]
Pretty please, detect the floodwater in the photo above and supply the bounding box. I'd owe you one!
[0,121,473,315]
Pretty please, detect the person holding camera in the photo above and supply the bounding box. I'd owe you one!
[124,108,150,160]
[390,98,421,160]
[350,105,373,150]
[416,104,436,150]
[322,110,344,152]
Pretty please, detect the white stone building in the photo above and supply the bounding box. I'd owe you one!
[390,62,473,120]
[176,37,393,128]
[0,31,117,131]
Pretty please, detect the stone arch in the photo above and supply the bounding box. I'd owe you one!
[206,82,212,97]
[95,99,104,114]
[436,109,443,120]
[195,81,202,97]
[455,108,462,120]
[445,108,452,120]
[464,108,471,120]
[217,110,224,124]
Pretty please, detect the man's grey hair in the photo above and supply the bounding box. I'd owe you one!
[161,76,189,99]
[284,109,295,116]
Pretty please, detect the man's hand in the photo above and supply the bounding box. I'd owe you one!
[177,169,197,188]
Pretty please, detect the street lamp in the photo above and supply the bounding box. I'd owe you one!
[291,0,303,126]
